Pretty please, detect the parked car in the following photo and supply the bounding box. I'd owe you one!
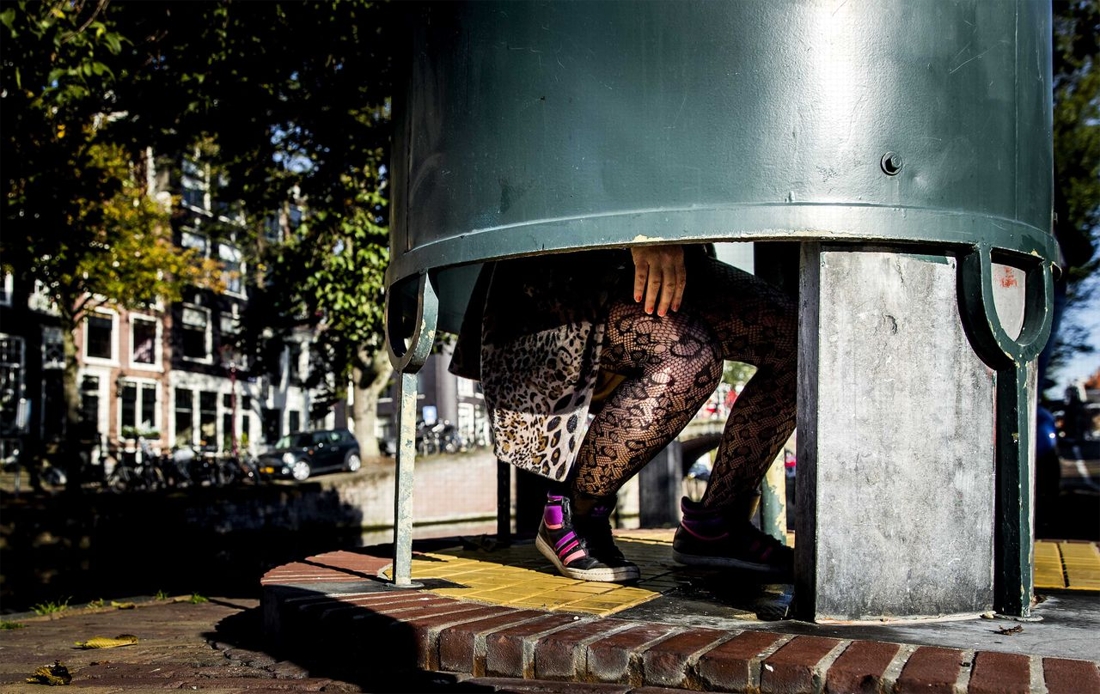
[258,429,361,481]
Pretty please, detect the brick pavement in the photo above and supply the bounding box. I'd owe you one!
[2,537,1097,693]
[260,540,1100,694]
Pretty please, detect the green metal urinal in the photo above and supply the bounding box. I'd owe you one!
[385,0,1055,621]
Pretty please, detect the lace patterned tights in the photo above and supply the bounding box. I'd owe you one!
[572,259,798,512]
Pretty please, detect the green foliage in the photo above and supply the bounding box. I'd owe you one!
[0,620,26,630]
[154,590,169,601]
[188,593,208,604]
[31,597,71,615]
[92,2,399,412]
[723,362,757,390]
[2,1,227,324]
[1049,0,1100,376]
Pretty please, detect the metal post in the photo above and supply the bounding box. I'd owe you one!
[384,272,439,588]
[496,460,511,544]
[760,457,788,544]
[994,363,1035,617]
[957,245,1053,618]
[393,371,419,586]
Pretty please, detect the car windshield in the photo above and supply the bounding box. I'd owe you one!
[275,433,313,449]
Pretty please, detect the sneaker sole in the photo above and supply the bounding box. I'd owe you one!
[536,535,640,582]
[672,548,790,576]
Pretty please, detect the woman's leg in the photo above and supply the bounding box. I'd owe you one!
[668,258,797,574]
[570,299,724,498]
[536,296,724,583]
[690,260,798,510]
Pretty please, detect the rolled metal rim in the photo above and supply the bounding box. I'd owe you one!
[387,204,1056,288]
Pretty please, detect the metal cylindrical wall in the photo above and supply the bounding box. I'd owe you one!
[389,0,1054,324]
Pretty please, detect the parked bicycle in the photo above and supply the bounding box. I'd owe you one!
[217,450,262,486]
[104,438,165,493]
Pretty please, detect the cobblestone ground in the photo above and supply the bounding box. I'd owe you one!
[0,597,673,693]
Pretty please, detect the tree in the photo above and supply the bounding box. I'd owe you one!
[100,1,400,456]
[5,1,402,458]
[1,1,224,475]
[1049,0,1100,380]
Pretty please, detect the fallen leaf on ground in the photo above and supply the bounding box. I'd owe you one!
[26,660,71,685]
[109,601,136,610]
[74,634,138,649]
[995,624,1024,635]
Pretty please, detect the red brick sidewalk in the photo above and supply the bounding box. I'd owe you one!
[262,548,1100,694]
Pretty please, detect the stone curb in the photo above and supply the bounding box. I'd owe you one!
[261,552,1100,694]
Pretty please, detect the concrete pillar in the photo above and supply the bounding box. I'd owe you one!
[795,245,1011,623]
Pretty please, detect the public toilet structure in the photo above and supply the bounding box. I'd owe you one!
[384,0,1056,623]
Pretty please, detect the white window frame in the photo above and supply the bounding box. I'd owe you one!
[129,313,163,372]
[117,376,161,436]
[0,273,12,307]
[78,367,110,441]
[83,309,119,365]
[181,229,209,257]
[180,304,213,364]
[41,326,65,371]
[219,243,245,297]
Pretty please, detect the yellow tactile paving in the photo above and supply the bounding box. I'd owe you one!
[1034,540,1100,591]
[1059,541,1100,591]
[384,531,688,616]
[383,535,1096,614]
[1034,541,1064,589]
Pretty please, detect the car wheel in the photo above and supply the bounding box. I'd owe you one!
[290,460,312,481]
[344,452,362,473]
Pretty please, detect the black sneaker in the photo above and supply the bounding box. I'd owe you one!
[672,498,793,578]
[535,495,640,582]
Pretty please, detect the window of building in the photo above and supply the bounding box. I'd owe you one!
[181,230,208,256]
[120,379,158,434]
[288,410,301,434]
[131,315,160,367]
[42,326,64,370]
[199,391,218,449]
[288,205,303,232]
[219,313,240,337]
[174,388,194,446]
[262,408,280,444]
[84,311,116,362]
[181,306,211,361]
[0,335,25,435]
[263,215,282,243]
[219,244,243,295]
[181,158,207,210]
[288,342,302,384]
[222,412,234,451]
[80,375,100,426]
[0,273,12,306]
[457,377,475,398]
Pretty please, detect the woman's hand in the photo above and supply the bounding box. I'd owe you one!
[631,245,686,316]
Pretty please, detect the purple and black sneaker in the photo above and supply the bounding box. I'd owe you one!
[535,493,640,582]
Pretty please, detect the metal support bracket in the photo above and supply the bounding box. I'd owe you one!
[384,272,440,587]
[957,244,1054,617]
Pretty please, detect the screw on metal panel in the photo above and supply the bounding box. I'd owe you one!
[880,152,903,176]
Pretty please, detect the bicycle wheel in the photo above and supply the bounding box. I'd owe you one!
[146,465,166,491]
[106,467,131,493]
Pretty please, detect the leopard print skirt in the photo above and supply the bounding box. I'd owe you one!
[450,247,706,482]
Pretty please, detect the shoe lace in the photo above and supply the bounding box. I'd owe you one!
[575,515,623,560]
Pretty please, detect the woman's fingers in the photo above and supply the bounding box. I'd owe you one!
[631,245,687,316]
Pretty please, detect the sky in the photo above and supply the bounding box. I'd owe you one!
[1056,289,1100,391]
